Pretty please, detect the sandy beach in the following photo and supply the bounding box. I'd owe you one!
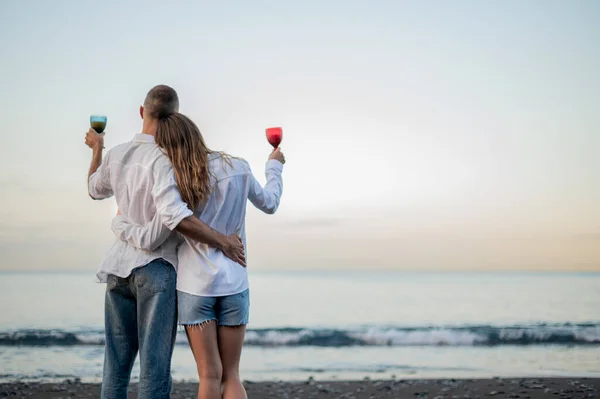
[1,377,598,398]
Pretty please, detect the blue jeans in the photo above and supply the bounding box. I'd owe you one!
[101,259,177,399]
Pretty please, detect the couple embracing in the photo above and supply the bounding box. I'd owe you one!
[85,85,285,399]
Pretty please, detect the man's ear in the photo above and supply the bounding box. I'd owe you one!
[139,105,144,119]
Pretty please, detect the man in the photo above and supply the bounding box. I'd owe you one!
[85,85,245,399]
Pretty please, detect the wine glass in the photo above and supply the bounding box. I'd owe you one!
[266,127,282,148]
[90,115,107,133]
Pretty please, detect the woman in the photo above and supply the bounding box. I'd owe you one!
[111,112,285,399]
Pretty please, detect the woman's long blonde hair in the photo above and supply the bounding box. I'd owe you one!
[156,113,226,210]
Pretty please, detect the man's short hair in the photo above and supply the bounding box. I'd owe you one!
[143,85,179,119]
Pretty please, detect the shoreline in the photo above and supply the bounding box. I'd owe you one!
[1,377,598,398]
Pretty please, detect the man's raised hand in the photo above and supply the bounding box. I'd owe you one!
[85,128,104,150]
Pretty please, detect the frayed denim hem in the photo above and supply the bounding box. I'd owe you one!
[179,319,217,331]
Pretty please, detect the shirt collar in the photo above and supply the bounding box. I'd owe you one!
[133,133,156,143]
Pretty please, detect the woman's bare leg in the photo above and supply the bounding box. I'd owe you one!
[185,322,222,399]
[218,325,247,399]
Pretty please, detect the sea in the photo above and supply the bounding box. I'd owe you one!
[1,271,599,383]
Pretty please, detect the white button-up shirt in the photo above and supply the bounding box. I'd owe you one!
[88,133,193,282]
[111,153,284,296]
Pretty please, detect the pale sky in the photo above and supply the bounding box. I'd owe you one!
[1,0,599,271]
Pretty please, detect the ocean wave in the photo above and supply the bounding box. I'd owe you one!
[1,323,599,347]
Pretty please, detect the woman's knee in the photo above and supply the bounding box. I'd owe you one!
[198,363,223,382]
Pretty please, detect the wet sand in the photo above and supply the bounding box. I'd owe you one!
[1,377,598,398]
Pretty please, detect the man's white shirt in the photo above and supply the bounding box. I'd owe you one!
[88,133,193,282]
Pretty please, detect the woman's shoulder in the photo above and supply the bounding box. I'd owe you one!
[209,153,251,174]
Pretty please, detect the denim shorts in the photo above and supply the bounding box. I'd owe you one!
[177,289,250,327]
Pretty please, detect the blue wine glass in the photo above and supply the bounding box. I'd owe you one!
[90,115,107,133]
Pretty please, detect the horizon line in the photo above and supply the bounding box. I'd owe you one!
[0,268,598,274]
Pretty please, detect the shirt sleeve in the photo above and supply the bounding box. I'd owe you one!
[247,159,284,214]
[111,214,172,251]
[151,163,194,230]
[88,150,113,199]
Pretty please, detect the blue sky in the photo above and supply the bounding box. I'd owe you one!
[1,0,599,271]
